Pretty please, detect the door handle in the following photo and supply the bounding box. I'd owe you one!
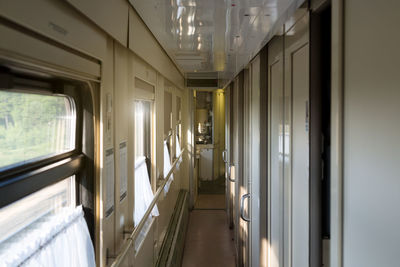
[240,193,251,222]
[222,150,228,163]
[228,164,235,182]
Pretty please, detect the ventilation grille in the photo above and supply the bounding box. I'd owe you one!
[186,79,218,88]
[186,71,219,88]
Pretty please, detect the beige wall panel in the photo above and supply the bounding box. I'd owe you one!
[128,8,184,89]
[0,0,107,60]
[113,42,131,253]
[343,1,400,266]
[65,0,129,46]
[154,176,180,260]
[0,23,100,79]
[133,55,157,87]
[100,37,115,266]
[155,75,165,180]
[134,220,156,267]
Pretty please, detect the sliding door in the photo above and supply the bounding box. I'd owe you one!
[268,35,285,267]
[267,11,310,267]
[284,13,310,267]
[249,56,261,267]
[225,83,235,227]
[239,68,251,267]
[232,73,244,266]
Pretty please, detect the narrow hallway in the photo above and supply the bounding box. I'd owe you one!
[182,195,236,267]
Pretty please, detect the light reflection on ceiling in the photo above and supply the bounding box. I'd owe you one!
[129,0,305,87]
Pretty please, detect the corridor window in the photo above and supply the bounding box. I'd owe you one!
[133,99,158,246]
[0,176,95,266]
[164,91,173,162]
[0,69,95,264]
[176,124,181,154]
[0,91,76,170]
[0,177,75,242]
[134,100,153,182]
[176,96,182,156]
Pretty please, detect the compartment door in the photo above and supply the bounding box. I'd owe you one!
[268,35,285,267]
[284,12,310,267]
[225,84,235,227]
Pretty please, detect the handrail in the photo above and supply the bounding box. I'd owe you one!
[109,149,185,267]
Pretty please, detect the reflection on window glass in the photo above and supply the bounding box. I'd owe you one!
[0,91,76,169]
[0,176,75,243]
[134,100,152,179]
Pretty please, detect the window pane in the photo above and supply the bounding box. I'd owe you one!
[0,91,76,169]
[0,176,75,243]
[176,124,182,154]
[134,100,152,180]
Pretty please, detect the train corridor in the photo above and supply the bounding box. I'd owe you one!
[1,1,400,267]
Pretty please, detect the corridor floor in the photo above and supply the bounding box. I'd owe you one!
[194,194,225,209]
[182,195,236,267]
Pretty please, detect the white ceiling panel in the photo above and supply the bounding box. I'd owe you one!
[129,0,305,87]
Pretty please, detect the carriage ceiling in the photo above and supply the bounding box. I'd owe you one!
[129,0,305,87]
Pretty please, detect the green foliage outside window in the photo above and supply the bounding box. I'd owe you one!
[0,91,75,169]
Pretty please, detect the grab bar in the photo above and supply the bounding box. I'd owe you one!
[228,164,235,182]
[222,150,227,163]
[109,149,185,267]
[240,193,251,222]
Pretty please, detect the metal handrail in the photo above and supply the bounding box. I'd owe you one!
[109,149,185,267]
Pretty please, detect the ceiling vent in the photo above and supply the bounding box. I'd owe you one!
[186,71,219,88]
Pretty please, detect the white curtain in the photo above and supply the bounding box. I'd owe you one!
[0,205,95,267]
[163,141,173,194]
[134,156,159,227]
[134,156,159,253]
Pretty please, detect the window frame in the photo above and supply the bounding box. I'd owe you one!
[0,66,96,240]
